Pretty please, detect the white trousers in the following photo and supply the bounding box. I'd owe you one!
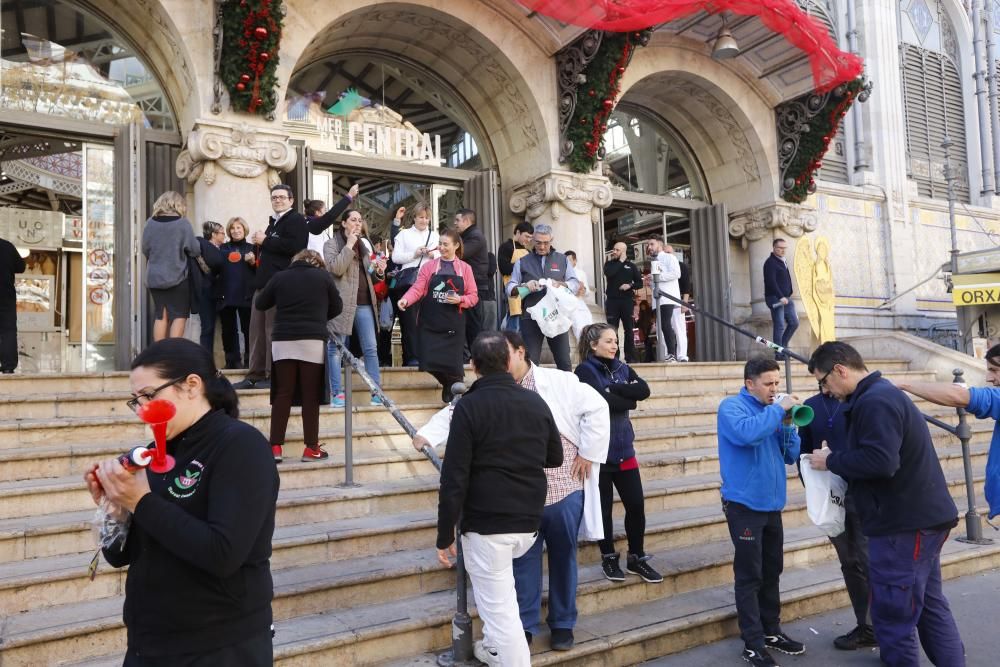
[671,306,688,361]
[462,531,537,667]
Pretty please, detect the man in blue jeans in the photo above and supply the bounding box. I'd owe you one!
[763,238,798,359]
[807,342,964,667]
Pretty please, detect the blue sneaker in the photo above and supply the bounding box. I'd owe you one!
[330,393,345,408]
[370,395,383,406]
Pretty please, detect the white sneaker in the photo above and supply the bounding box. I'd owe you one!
[665,354,678,363]
[473,640,501,666]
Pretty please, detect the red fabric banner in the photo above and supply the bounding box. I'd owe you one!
[517,0,863,91]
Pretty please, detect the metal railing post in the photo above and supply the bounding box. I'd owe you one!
[784,355,793,396]
[437,382,476,667]
[952,369,992,544]
[337,355,359,488]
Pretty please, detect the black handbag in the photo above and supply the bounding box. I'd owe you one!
[390,229,432,289]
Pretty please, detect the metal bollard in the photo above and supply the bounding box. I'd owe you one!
[437,382,476,667]
[337,358,359,488]
[952,369,992,544]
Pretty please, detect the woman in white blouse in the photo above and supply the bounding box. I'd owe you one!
[390,203,439,366]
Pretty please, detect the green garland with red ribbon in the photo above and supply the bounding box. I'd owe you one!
[220,0,283,117]
[782,76,869,203]
[566,30,651,173]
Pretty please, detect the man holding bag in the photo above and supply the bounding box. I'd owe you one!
[798,387,876,651]
[506,224,580,371]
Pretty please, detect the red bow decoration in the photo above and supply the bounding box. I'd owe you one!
[515,0,862,91]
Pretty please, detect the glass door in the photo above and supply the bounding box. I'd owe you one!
[79,144,116,371]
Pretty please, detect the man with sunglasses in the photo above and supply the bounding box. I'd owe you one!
[806,342,964,667]
[235,184,308,390]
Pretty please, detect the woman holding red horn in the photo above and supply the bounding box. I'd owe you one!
[397,228,478,403]
[84,338,278,666]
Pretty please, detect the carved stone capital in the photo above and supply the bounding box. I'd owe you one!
[176,120,296,186]
[509,171,613,225]
[728,203,818,249]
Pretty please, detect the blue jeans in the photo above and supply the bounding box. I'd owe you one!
[512,490,584,635]
[769,301,799,349]
[328,305,381,397]
[868,528,965,667]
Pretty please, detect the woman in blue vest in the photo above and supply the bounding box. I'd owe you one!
[574,322,662,584]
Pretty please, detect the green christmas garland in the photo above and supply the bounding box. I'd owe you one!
[565,30,651,173]
[220,0,284,117]
[782,76,869,204]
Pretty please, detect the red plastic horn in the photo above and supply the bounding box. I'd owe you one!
[136,399,176,473]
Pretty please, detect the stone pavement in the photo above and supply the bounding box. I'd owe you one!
[645,566,1000,666]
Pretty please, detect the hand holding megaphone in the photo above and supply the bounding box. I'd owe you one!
[774,393,814,426]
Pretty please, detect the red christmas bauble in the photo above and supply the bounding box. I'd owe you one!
[236,82,246,91]
[579,118,587,125]
[259,52,269,62]
[617,66,626,74]
[602,99,614,108]
[255,97,263,105]
[588,89,596,97]
[254,26,268,40]
[240,74,251,83]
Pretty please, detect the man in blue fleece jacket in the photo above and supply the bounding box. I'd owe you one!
[718,357,804,667]
[806,342,963,667]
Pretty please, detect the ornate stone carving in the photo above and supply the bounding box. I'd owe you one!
[555,30,603,163]
[728,203,818,249]
[176,120,296,186]
[509,172,613,225]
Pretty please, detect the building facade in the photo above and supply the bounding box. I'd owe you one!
[1,0,997,371]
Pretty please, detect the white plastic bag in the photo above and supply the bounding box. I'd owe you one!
[525,289,572,337]
[800,453,848,537]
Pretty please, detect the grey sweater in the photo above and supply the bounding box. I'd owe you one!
[141,216,201,289]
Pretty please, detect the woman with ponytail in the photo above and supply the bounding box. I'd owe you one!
[83,337,279,666]
[574,323,663,585]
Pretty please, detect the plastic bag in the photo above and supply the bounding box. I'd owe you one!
[800,453,847,537]
[92,497,132,551]
[525,289,572,337]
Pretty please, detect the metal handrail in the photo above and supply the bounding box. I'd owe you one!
[655,290,991,544]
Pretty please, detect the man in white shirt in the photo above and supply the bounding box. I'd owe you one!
[646,236,681,362]
[665,245,690,362]
[563,250,594,340]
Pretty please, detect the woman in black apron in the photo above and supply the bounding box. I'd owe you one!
[397,229,479,402]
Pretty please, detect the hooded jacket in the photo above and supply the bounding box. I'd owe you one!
[966,386,1000,520]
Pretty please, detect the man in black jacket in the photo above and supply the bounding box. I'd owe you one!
[235,184,309,390]
[806,342,964,667]
[455,208,492,353]
[603,241,642,362]
[437,331,562,666]
[763,238,798,359]
[0,237,26,373]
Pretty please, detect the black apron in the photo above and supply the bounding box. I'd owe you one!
[418,269,466,375]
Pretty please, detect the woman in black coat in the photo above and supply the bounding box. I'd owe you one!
[219,217,257,368]
[254,249,342,463]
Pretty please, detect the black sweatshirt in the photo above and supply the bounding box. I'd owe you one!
[603,258,643,300]
[437,372,563,548]
[102,410,279,656]
[305,195,354,236]
[255,210,309,289]
[254,261,343,341]
[0,237,26,309]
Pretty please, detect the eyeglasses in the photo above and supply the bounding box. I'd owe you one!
[126,377,184,413]
[270,195,290,201]
[817,368,833,391]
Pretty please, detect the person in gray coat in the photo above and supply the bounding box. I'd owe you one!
[324,208,386,407]
[141,191,201,341]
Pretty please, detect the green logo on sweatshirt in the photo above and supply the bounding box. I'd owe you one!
[168,460,205,499]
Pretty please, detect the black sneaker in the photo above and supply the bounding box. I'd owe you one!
[765,632,805,656]
[550,628,574,651]
[626,553,664,583]
[742,645,778,666]
[833,624,877,650]
[601,553,625,582]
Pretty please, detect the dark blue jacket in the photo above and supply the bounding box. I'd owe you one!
[218,239,256,308]
[575,356,649,464]
[763,253,793,305]
[197,238,224,298]
[798,392,848,455]
[827,372,958,537]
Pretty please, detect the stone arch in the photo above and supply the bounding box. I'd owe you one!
[619,44,780,208]
[72,0,202,133]
[278,1,557,185]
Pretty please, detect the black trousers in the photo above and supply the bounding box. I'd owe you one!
[431,371,463,403]
[390,284,419,365]
[658,304,677,356]
[270,359,324,447]
[723,500,784,648]
[830,499,871,628]
[123,629,272,667]
[519,315,571,371]
[464,301,484,359]
[0,306,17,372]
[219,306,251,368]
[605,298,636,362]
[597,464,646,557]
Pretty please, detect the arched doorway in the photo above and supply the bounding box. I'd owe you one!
[1,0,181,371]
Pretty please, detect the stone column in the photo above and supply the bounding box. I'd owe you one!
[175,119,297,230]
[508,170,613,301]
[729,202,818,354]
